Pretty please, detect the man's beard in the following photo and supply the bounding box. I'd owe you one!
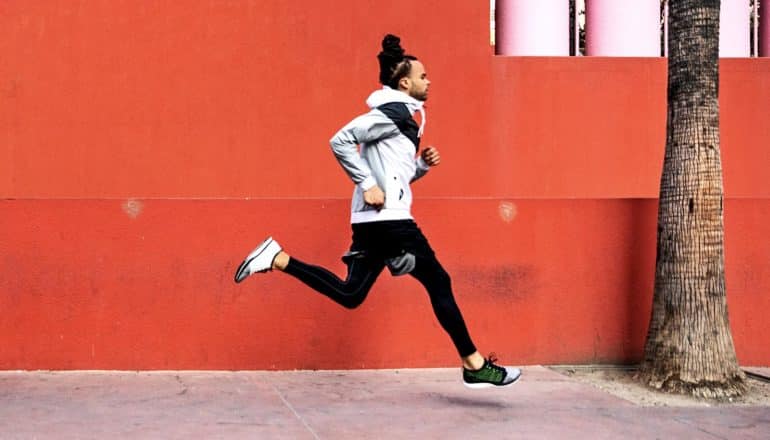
[411,89,428,101]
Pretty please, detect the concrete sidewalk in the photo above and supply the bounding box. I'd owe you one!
[1,367,768,439]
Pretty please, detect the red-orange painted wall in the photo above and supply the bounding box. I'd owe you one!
[1,1,769,369]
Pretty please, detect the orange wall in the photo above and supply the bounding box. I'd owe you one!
[1,1,769,369]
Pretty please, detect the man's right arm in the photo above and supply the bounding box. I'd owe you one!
[329,111,398,192]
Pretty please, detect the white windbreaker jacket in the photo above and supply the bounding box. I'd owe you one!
[329,87,430,224]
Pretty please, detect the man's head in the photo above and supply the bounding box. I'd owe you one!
[378,34,430,101]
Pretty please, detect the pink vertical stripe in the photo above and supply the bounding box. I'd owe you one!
[496,0,569,55]
[720,0,750,57]
[586,0,660,56]
[761,0,770,56]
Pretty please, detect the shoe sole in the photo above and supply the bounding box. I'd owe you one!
[463,372,521,389]
[234,238,274,283]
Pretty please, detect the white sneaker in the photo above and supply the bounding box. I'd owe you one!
[234,237,282,283]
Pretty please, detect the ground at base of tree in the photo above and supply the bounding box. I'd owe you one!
[551,366,770,407]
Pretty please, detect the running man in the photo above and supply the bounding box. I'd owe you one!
[234,34,520,388]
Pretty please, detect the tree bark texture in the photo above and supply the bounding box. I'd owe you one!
[637,0,746,399]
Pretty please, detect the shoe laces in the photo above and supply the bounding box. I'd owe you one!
[485,353,507,375]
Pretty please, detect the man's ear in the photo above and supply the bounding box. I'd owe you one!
[399,76,410,91]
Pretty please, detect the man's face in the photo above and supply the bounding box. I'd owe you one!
[402,60,430,101]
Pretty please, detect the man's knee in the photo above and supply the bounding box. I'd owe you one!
[338,281,373,309]
[340,298,363,309]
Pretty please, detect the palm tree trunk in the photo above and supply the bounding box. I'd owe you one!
[637,0,746,399]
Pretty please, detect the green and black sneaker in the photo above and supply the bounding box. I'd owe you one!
[463,355,521,389]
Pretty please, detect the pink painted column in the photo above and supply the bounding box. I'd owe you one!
[495,0,569,55]
[585,0,660,56]
[760,0,770,56]
[720,0,750,57]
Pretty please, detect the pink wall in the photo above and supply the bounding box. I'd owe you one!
[496,0,569,55]
[586,0,660,56]
[720,0,751,57]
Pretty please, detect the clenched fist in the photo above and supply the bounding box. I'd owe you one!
[363,185,385,210]
[421,146,441,166]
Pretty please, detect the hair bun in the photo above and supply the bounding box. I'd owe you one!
[378,34,410,86]
[381,34,405,57]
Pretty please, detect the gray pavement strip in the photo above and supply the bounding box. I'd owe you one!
[0,367,767,439]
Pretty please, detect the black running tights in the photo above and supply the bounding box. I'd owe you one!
[283,253,478,358]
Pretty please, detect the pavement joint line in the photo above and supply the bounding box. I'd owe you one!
[271,384,321,440]
[672,416,729,440]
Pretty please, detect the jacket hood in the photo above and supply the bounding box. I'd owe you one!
[365,86,426,137]
[366,86,424,112]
